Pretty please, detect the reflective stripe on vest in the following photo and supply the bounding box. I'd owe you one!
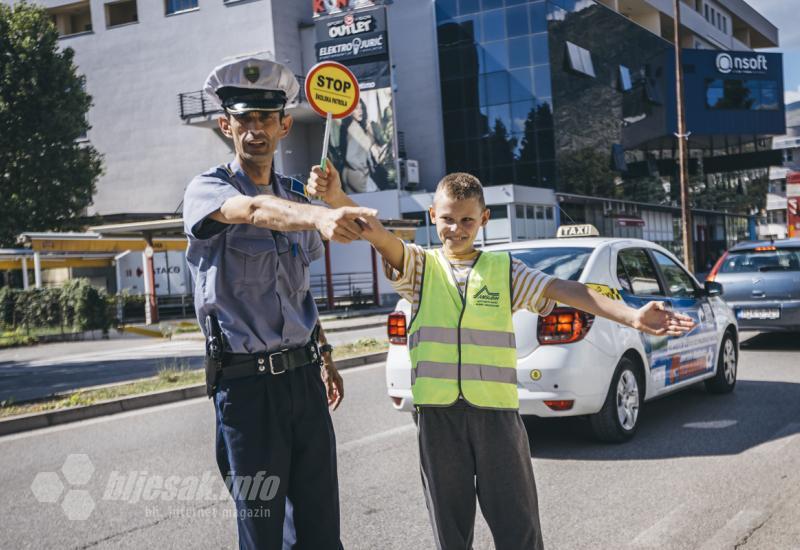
[408,327,516,350]
[409,249,519,410]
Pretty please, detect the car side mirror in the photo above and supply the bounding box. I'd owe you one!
[704,280,723,297]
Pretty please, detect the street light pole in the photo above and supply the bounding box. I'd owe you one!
[673,0,694,272]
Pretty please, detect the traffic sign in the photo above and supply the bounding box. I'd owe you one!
[305,61,360,172]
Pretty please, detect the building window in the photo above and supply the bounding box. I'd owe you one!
[618,65,633,91]
[488,205,509,219]
[106,0,137,28]
[48,1,92,37]
[706,79,780,111]
[565,42,595,78]
[166,0,198,15]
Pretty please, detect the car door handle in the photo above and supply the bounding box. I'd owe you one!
[751,290,765,298]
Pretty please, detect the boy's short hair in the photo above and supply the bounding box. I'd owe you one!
[435,173,486,209]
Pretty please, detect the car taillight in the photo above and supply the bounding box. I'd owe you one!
[544,400,574,411]
[706,251,728,282]
[387,311,407,345]
[537,308,594,345]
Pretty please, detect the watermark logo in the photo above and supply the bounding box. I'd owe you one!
[30,454,96,521]
[31,453,280,521]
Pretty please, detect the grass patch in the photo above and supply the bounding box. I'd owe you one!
[0,359,203,419]
[333,338,388,359]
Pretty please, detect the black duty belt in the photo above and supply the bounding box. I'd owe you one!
[218,341,321,380]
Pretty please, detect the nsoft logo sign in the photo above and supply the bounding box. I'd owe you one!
[715,53,768,74]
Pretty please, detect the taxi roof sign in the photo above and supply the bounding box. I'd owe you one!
[557,224,600,238]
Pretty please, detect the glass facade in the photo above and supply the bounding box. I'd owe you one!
[435,0,672,193]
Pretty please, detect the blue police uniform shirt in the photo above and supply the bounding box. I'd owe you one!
[183,159,324,353]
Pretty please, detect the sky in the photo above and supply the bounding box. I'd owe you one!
[746,0,800,104]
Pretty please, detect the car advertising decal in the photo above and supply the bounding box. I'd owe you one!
[619,291,718,390]
[586,283,623,301]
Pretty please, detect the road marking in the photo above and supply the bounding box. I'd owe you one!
[0,397,208,443]
[340,362,384,375]
[683,419,738,429]
[748,423,800,455]
[630,503,697,549]
[19,341,203,368]
[338,423,416,453]
[697,509,768,550]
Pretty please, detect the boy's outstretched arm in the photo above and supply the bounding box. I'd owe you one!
[307,162,405,272]
[543,279,695,337]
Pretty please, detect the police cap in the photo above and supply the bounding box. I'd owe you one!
[204,57,299,114]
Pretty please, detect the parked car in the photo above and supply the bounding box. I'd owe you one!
[706,238,800,332]
[386,227,739,442]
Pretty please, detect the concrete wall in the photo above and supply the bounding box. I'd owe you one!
[8,0,273,216]
[387,0,446,192]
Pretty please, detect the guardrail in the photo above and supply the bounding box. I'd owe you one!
[311,271,377,310]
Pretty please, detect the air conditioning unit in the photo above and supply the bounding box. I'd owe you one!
[399,159,420,190]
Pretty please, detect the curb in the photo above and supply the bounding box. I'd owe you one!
[120,326,166,339]
[0,351,388,437]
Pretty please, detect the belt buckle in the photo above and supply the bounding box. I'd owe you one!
[269,349,289,375]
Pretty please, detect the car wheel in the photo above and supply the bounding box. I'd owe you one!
[589,357,642,443]
[705,332,737,394]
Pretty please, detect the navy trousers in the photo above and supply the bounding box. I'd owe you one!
[214,362,343,550]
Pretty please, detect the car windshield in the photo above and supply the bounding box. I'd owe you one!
[510,247,593,281]
[719,248,800,273]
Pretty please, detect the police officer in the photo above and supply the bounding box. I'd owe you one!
[183,57,377,550]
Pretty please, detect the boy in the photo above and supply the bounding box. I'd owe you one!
[308,168,694,550]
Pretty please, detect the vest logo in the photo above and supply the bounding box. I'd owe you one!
[473,285,500,307]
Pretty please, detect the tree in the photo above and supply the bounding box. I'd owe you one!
[0,2,101,246]
[556,147,617,197]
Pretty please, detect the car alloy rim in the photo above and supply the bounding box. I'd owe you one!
[616,370,639,431]
[723,338,736,385]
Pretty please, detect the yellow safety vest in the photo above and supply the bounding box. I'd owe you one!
[409,249,518,410]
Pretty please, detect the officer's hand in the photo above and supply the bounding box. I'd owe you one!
[322,358,344,410]
[316,206,377,243]
[308,161,344,204]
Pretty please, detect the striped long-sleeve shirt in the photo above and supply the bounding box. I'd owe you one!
[383,242,556,319]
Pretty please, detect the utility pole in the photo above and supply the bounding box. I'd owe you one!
[673,0,694,272]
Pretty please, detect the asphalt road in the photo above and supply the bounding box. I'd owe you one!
[0,325,386,403]
[0,332,799,549]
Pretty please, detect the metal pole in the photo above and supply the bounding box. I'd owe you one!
[370,246,381,307]
[21,257,29,289]
[33,252,42,288]
[673,0,694,272]
[324,240,334,310]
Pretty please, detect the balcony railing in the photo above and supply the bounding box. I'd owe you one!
[178,75,307,120]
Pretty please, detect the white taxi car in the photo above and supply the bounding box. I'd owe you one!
[385,225,739,442]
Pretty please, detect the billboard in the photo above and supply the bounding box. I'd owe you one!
[116,251,189,296]
[314,5,397,193]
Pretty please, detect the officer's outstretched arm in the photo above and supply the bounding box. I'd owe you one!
[307,162,404,271]
[211,195,376,244]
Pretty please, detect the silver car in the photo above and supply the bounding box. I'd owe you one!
[707,238,800,332]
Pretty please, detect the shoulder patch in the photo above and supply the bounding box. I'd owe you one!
[279,176,310,201]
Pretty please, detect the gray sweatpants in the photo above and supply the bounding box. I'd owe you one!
[417,400,544,550]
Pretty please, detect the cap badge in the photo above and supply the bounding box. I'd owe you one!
[243,66,260,84]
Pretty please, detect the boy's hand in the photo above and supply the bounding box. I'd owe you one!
[308,161,345,205]
[633,301,695,337]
